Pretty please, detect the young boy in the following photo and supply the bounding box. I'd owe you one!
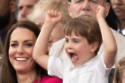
[33,5,117,83]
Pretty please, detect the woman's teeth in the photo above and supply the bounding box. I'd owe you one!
[16,58,27,61]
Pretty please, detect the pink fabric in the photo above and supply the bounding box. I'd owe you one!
[34,76,62,83]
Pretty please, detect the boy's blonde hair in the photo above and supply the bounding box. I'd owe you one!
[29,0,71,24]
[64,17,102,54]
[113,57,125,83]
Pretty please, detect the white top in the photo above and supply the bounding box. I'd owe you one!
[48,54,111,83]
[49,38,69,61]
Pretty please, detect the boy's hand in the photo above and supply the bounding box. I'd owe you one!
[96,5,107,20]
[45,10,62,25]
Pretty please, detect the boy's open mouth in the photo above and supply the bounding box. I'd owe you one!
[68,52,79,63]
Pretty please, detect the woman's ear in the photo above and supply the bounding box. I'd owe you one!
[10,0,17,13]
[90,41,99,53]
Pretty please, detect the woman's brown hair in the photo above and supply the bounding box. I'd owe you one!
[0,21,47,83]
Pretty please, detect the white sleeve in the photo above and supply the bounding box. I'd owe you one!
[48,56,63,79]
[97,53,111,76]
[49,38,65,57]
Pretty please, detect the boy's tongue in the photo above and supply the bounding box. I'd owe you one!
[71,54,79,62]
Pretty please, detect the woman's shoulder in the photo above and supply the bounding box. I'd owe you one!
[34,75,62,83]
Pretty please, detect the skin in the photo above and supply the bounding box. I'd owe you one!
[18,0,39,20]
[9,28,37,83]
[48,23,64,51]
[34,13,64,51]
[68,0,116,68]
[96,6,117,68]
[68,0,110,18]
[33,7,116,71]
[111,0,125,30]
[33,10,62,70]
[65,32,96,66]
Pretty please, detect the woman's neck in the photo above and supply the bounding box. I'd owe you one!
[16,69,37,83]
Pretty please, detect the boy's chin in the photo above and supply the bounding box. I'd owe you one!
[72,62,81,67]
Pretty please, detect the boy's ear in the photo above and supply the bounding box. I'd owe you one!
[90,41,99,53]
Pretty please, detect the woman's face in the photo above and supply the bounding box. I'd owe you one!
[111,0,125,20]
[9,27,37,73]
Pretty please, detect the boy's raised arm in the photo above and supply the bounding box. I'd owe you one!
[96,5,117,68]
[33,10,62,70]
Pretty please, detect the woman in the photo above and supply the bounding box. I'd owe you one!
[111,0,125,35]
[0,21,62,83]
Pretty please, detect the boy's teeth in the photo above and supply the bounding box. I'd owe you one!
[16,58,27,61]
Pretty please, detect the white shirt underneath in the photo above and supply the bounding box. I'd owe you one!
[117,28,125,35]
[48,54,111,83]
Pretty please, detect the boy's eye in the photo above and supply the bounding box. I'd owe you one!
[65,38,69,43]
[73,40,79,43]
[72,38,79,43]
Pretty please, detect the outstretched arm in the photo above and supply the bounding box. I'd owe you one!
[33,10,62,70]
[96,5,117,68]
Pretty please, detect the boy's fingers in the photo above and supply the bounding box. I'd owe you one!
[47,10,52,16]
[59,12,62,19]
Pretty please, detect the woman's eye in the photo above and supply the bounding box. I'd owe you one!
[25,43,33,47]
[10,43,18,47]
